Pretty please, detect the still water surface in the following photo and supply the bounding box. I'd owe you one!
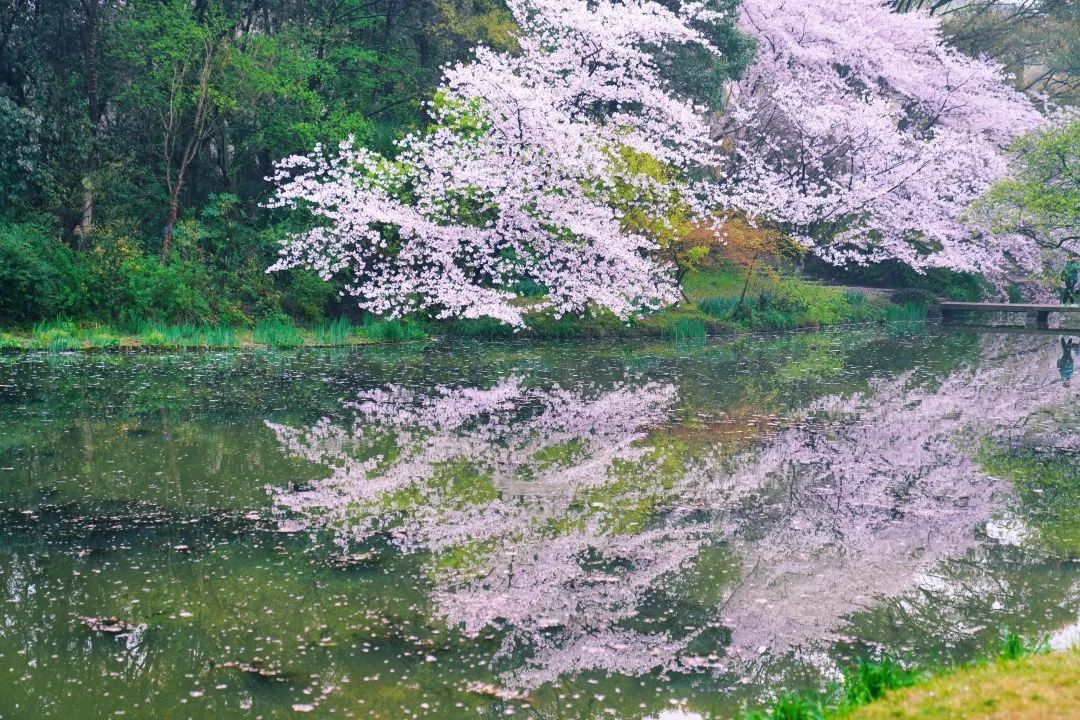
[1,329,1079,718]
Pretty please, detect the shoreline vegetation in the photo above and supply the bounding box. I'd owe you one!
[0,268,931,353]
[736,634,1077,720]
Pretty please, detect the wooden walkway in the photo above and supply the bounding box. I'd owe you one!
[940,301,1080,329]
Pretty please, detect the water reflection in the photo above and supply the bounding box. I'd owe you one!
[1,331,1078,718]
[1060,336,1078,386]
[270,332,1079,693]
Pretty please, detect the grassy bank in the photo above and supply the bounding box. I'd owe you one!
[0,316,428,352]
[437,267,892,342]
[733,633,1075,720]
[0,267,907,352]
[843,651,1080,720]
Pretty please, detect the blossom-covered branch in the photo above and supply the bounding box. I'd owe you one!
[716,0,1045,274]
[268,0,732,326]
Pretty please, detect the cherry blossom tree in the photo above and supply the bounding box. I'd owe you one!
[268,0,735,326]
[716,0,1047,275]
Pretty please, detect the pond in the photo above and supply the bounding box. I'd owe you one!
[1,328,1079,719]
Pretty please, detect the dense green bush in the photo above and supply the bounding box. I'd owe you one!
[805,258,985,301]
[0,215,345,329]
[0,221,71,323]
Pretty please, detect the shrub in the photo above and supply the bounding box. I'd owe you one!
[890,288,937,306]
[0,222,69,324]
[282,269,337,324]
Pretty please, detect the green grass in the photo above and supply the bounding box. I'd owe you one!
[691,272,886,335]
[200,325,238,349]
[683,266,747,299]
[313,317,354,345]
[443,317,517,340]
[30,320,84,351]
[735,630,1053,720]
[0,316,423,352]
[884,302,929,336]
[697,296,742,319]
[884,302,928,323]
[0,271,918,352]
[359,316,427,342]
[843,656,921,706]
[253,318,305,348]
[669,316,707,340]
[844,651,1080,720]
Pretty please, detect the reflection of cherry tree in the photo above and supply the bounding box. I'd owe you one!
[701,334,1077,683]
[270,335,1078,691]
[268,377,676,547]
[269,375,724,688]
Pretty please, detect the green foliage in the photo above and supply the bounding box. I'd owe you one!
[766,279,878,326]
[741,694,828,720]
[977,121,1080,254]
[200,325,238,349]
[889,288,938,307]
[31,320,83,352]
[669,316,707,340]
[884,303,929,335]
[844,657,920,706]
[734,656,920,720]
[313,317,354,346]
[805,258,985,301]
[0,0,530,326]
[884,303,928,322]
[0,222,71,323]
[444,317,517,340]
[253,318,305,348]
[0,97,51,208]
[697,277,883,332]
[996,628,1049,661]
[360,317,427,343]
[697,297,741,318]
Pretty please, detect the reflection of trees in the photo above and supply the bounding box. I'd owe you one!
[270,334,1079,691]
[269,376,711,688]
[695,334,1078,689]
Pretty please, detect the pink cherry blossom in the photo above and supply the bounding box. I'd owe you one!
[715,0,1046,275]
[267,0,726,326]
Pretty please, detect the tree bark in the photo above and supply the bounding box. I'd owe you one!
[160,38,219,265]
[74,0,105,247]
